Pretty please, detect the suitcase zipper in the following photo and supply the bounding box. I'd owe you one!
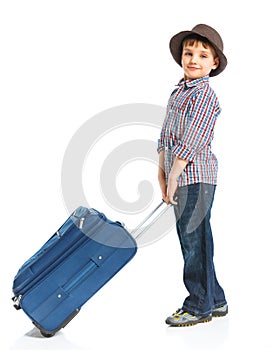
[79,217,85,229]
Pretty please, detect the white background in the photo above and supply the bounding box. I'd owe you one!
[1,0,275,349]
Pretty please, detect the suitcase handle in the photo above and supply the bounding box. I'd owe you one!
[131,201,173,240]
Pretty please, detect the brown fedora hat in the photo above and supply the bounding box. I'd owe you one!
[169,24,227,76]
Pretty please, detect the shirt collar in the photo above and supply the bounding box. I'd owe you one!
[178,75,209,88]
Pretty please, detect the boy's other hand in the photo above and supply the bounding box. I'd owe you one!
[158,171,169,204]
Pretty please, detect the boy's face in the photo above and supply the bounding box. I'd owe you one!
[181,41,219,80]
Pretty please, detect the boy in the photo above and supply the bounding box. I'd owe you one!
[158,24,228,327]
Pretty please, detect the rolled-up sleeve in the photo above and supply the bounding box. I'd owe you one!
[157,139,165,153]
[157,122,166,153]
[172,87,221,162]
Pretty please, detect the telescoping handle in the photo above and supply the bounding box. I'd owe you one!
[131,201,173,241]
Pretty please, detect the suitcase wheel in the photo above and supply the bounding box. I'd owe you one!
[40,330,55,338]
[34,309,80,337]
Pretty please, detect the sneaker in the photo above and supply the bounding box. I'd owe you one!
[212,304,228,317]
[165,309,212,327]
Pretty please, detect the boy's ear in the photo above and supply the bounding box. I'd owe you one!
[213,57,220,70]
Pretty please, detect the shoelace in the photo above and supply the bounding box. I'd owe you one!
[173,309,197,319]
[173,308,184,316]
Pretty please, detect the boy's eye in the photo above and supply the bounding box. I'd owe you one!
[201,55,208,58]
[184,52,192,56]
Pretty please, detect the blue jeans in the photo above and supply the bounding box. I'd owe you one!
[174,183,227,317]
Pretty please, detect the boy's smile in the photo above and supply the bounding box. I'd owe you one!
[181,42,219,80]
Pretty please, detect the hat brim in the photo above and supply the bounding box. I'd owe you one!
[169,30,227,77]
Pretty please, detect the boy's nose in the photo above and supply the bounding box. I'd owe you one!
[190,55,198,64]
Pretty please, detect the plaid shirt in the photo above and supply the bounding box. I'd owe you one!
[157,75,221,186]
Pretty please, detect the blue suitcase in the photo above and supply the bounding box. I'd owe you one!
[12,203,170,337]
